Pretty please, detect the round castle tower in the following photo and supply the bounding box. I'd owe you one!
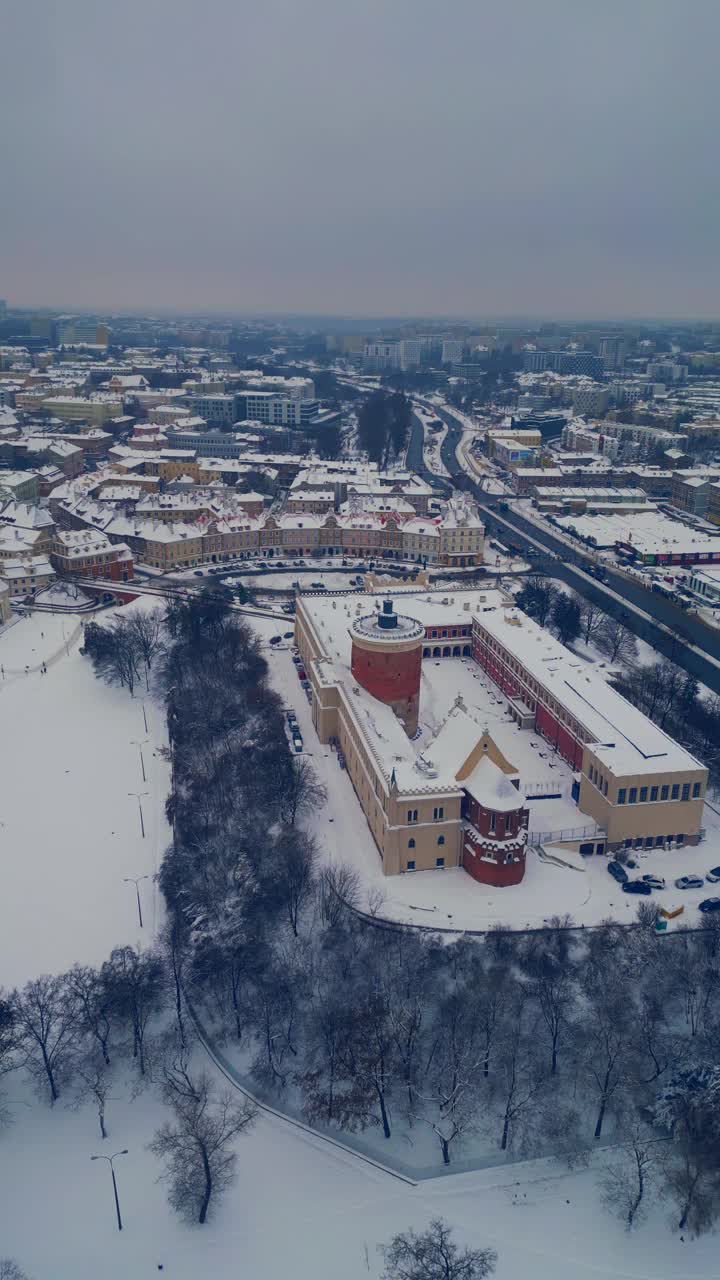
[350,599,424,736]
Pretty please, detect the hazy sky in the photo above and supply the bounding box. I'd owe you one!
[2,0,719,319]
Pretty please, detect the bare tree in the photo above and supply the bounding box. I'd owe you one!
[579,599,605,647]
[381,1219,496,1280]
[596,618,637,666]
[65,965,113,1065]
[278,756,327,827]
[318,863,360,928]
[275,830,318,937]
[0,1262,31,1280]
[149,1072,256,1224]
[581,986,632,1140]
[71,1052,112,1140]
[11,975,76,1104]
[103,946,165,1076]
[600,1128,658,1229]
[0,993,17,1078]
[126,608,165,684]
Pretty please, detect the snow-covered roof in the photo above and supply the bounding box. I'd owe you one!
[463,755,526,812]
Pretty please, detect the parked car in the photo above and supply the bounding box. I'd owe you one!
[285,710,296,723]
[293,738,303,754]
[706,866,720,883]
[642,875,666,890]
[675,876,704,890]
[607,861,629,884]
[622,879,652,895]
[698,898,720,913]
[269,635,282,645]
[194,570,204,576]
[283,631,294,639]
[292,654,302,665]
[310,581,324,589]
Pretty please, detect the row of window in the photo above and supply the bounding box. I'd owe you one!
[407,836,445,848]
[624,834,686,849]
[407,807,444,822]
[427,627,470,639]
[407,857,445,871]
[617,782,701,805]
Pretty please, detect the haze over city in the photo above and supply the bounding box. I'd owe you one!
[3,0,720,319]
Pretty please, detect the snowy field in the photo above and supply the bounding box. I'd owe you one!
[2,605,719,1278]
[0,605,170,987]
[2,1061,718,1280]
[251,619,720,932]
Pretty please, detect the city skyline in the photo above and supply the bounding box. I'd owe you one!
[2,0,720,319]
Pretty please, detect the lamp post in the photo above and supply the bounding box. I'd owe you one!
[130,738,148,783]
[141,701,148,734]
[123,874,150,928]
[128,791,148,839]
[90,1149,128,1231]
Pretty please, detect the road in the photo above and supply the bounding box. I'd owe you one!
[414,397,720,695]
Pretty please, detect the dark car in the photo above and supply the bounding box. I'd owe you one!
[194,570,204,576]
[622,880,652,895]
[283,631,294,639]
[698,898,720,913]
[310,581,324,589]
[269,635,282,645]
[607,861,629,884]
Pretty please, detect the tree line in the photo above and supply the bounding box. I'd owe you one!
[357,390,412,467]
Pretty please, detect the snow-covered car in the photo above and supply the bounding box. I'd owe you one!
[642,875,666,890]
[675,875,704,890]
[706,866,720,883]
[698,898,720,913]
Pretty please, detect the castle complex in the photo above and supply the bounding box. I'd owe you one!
[295,587,707,883]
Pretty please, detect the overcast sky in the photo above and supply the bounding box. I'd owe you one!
[2,0,719,320]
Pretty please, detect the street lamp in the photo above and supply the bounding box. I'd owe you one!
[130,738,148,783]
[141,701,148,734]
[90,1149,128,1231]
[123,874,150,928]
[128,791,149,839]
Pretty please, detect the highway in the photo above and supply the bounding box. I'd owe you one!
[412,398,720,696]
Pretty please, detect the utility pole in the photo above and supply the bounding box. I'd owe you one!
[131,738,148,783]
[123,874,150,927]
[90,1149,128,1231]
[128,791,149,839]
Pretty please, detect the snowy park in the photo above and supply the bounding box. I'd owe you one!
[1,596,719,1280]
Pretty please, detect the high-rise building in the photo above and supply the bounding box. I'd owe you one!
[398,339,422,370]
[441,340,464,364]
[522,351,549,372]
[599,337,625,370]
[547,350,604,379]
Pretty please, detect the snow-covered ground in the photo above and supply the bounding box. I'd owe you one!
[3,601,719,1278]
[2,1058,717,1280]
[0,605,170,987]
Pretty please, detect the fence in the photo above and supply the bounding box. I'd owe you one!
[527,823,604,846]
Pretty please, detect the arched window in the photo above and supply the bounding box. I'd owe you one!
[437,835,445,846]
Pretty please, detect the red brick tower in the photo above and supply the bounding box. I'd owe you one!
[461,754,529,886]
[350,599,424,736]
